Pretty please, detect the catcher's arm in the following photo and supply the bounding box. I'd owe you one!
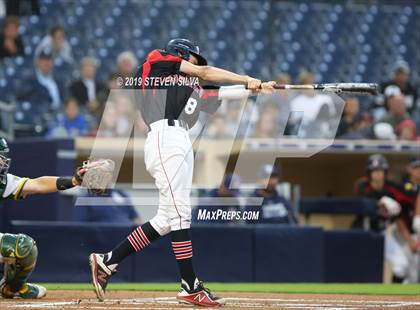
[20,168,85,195]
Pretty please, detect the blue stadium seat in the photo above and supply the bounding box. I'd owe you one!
[0,0,418,108]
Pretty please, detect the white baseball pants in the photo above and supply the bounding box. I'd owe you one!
[145,120,194,236]
[385,225,419,283]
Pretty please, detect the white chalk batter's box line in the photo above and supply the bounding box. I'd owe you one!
[2,297,420,309]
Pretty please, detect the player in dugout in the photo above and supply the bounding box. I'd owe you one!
[245,164,298,225]
[395,156,420,283]
[0,138,85,298]
[353,154,419,282]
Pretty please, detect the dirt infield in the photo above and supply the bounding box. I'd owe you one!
[1,290,420,310]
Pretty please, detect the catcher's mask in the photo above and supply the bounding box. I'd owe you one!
[0,138,11,184]
[166,38,207,66]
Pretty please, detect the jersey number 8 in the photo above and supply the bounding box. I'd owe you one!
[184,98,198,115]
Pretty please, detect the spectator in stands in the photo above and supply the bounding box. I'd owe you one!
[18,48,63,109]
[114,95,135,137]
[134,111,149,137]
[275,73,292,101]
[256,73,292,136]
[92,101,130,137]
[378,94,416,140]
[69,57,104,110]
[396,119,417,141]
[276,73,291,86]
[220,99,249,138]
[73,188,141,225]
[106,72,121,90]
[116,51,137,80]
[274,73,294,135]
[336,97,371,139]
[0,15,24,59]
[35,26,73,64]
[245,164,297,224]
[380,61,418,114]
[91,102,116,137]
[91,72,120,122]
[206,113,228,139]
[352,154,417,282]
[372,123,396,140]
[46,97,88,138]
[95,72,120,106]
[252,103,279,138]
[193,173,242,224]
[289,71,335,138]
[392,157,420,283]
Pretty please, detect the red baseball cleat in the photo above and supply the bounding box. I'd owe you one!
[176,279,225,307]
[89,253,116,301]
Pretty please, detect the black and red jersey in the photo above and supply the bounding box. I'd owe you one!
[134,49,220,128]
[399,181,419,234]
[353,177,416,231]
[355,177,413,204]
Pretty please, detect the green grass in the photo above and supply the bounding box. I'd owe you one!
[40,283,420,295]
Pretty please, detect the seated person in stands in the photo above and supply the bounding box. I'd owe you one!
[379,94,416,140]
[73,188,141,225]
[336,97,371,139]
[245,164,297,224]
[0,16,24,59]
[116,51,137,80]
[252,104,279,138]
[380,61,418,114]
[289,71,335,138]
[353,154,417,282]
[46,97,88,138]
[193,173,242,223]
[205,113,228,139]
[396,119,418,141]
[18,48,64,110]
[394,156,420,283]
[69,57,105,110]
[35,25,73,64]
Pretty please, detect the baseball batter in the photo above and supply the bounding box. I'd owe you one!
[89,38,275,307]
[0,138,84,299]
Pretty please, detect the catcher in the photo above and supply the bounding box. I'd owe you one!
[0,137,109,299]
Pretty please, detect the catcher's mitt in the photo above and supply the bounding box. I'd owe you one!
[78,159,115,194]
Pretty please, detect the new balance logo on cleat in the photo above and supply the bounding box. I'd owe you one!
[176,279,225,307]
[89,253,117,301]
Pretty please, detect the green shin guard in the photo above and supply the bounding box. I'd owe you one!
[1,233,38,295]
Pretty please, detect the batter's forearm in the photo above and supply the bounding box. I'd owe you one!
[200,66,248,85]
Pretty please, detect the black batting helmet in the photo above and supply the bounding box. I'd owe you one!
[166,38,207,66]
[367,154,389,172]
